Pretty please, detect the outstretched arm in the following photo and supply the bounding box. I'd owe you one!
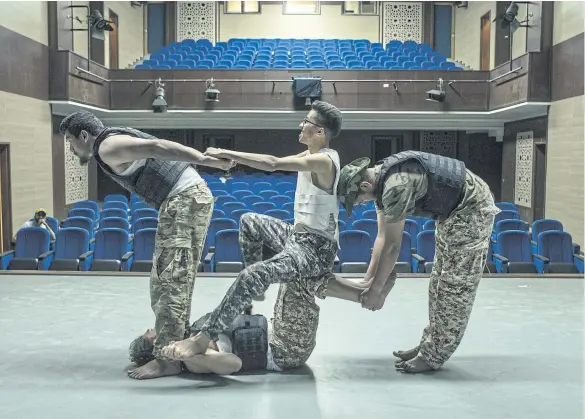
[98,135,234,171]
[204,148,332,174]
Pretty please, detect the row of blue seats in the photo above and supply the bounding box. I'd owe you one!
[67,207,158,223]
[0,227,156,272]
[209,181,296,195]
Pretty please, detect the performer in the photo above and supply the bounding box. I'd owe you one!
[336,151,500,373]
[158,100,347,361]
[59,111,234,380]
[129,274,394,377]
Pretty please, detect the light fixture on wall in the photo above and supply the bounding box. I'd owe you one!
[455,1,468,9]
[152,78,168,113]
[89,10,114,41]
[205,78,221,102]
[493,2,532,33]
[426,78,445,103]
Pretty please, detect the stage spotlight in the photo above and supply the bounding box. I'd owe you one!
[205,78,220,102]
[89,10,114,40]
[426,78,445,103]
[152,78,167,113]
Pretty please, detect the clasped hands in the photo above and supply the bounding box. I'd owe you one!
[204,147,235,171]
[357,278,385,311]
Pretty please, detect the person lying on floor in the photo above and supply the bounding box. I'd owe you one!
[128,273,396,378]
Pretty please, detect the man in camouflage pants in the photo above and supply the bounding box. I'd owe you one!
[59,111,234,380]
[159,101,365,366]
[337,151,500,374]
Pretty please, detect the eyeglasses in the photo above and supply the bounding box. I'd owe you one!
[302,118,323,129]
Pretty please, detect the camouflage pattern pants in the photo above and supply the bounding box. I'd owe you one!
[151,183,213,358]
[201,213,337,369]
[417,177,499,370]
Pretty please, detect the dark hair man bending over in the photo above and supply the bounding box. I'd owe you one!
[337,151,500,374]
[59,111,233,380]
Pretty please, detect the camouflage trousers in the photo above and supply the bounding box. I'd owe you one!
[417,177,499,370]
[201,213,337,369]
[150,183,213,358]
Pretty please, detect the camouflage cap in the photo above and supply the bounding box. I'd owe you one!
[337,157,371,216]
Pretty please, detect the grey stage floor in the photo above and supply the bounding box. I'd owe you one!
[0,275,582,419]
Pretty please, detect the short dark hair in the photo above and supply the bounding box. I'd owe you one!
[311,101,343,140]
[59,111,104,137]
[128,335,155,366]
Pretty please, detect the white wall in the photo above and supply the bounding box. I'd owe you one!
[0,1,49,45]
[511,2,527,60]
[218,3,380,42]
[104,1,145,68]
[453,1,496,70]
[553,1,585,45]
[0,91,53,232]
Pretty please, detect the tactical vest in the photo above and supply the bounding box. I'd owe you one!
[93,127,191,210]
[374,151,466,220]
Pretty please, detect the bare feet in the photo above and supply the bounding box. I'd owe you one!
[160,332,211,361]
[393,346,420,362]
[395,356,434,374]
[127,359,182,380]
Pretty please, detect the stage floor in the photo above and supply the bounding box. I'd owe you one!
[0,274,582,419]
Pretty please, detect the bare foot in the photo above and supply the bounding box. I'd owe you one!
[160,332,211,361]
[395,356,434,374]
[393,346,420,362]
[127,359,182,380]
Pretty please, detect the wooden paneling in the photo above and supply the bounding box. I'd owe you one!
[0,26,49,100]
[551,32,584,102]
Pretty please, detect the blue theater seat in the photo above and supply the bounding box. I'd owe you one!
[362,209,377,220]
[131,201,151,211]
[253,182,272,195]
[105,194,128,204]
[130,228,157,272]
[338,219,346,232]
[214,195,237,208]
[531,219,563,253]
[230,209,253,226]
[423,220,435,231]
[533,231,580,274]
[231,182,250,192]
[491,219,529,249]
[496,202,517,211]
[222,202,247,216]
[395,231,413,273]
[69,208,97,221]
[337,230,371,273]
[73,200,99,216]
[0,227,53,270]
[411,230,436,273]
[241,195,263,207]
[352,219,377,248]
[269,195,292,208]
[99,217,131,232]
[403,219,420,252]
[102,208,128,220]
[85,228,133,272]
[103,201,129,212]
[493,210,520,226]
[492,231,536,274]
[204,218,238,261]
[232,190,253,200]
[47,227,92,271]
[205,229,243,273]
[212,209,226,219]
[133,208,159,220]
[282,202,294,214]
[252,202,276,214]
[62,216,96,249]
[132,217,158,234]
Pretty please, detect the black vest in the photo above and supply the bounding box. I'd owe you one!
[93,127,191,210]
[374,151,466,220]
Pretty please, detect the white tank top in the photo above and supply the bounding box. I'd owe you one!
[119,160,203,198]
[293,149,340,243]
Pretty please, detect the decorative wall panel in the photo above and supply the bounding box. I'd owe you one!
[514,131,533,208]
[64,139,88,204]
[382,2,423,45]
[177,2,216,43]
[421,131,457,157]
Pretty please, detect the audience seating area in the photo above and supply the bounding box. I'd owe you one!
[136,38,462,71]
[1,171,582,275]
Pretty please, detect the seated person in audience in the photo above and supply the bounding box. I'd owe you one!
[59,111,234,380]
[12,209,56,244]
[336,152,500,374]
[129,273,395,379]
[157,101,356,362]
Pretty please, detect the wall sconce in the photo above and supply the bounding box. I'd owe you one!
[205,78,220,102]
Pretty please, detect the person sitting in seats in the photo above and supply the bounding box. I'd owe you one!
[12,209,56,244]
